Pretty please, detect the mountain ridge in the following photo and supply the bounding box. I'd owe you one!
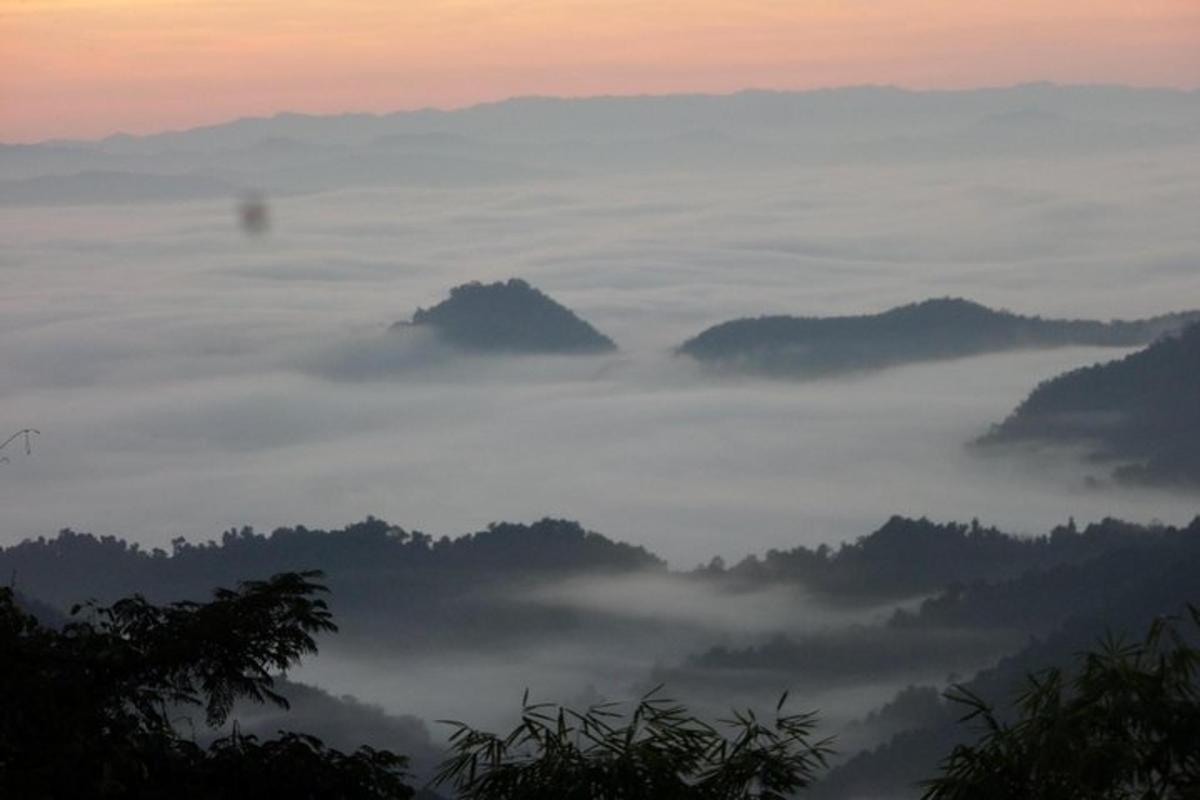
[980,321,1200,486]
[13,83,1198,150]
[678,297,1200,377]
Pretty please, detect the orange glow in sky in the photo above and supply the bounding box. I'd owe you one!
[2,0,1198,142]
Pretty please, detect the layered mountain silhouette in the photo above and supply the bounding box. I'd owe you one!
[7,86,1196,202]
[678,298,1199,377]
[7,511,1198,796]
[398,278,617,354]
[980,322,1200,486]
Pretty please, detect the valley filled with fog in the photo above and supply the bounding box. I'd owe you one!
[3,85,1199,796]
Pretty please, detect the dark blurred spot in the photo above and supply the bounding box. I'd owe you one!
[238,194,270,235]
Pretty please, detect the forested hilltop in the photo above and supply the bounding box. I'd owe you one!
[5,512,1198,798]
[398,279,617,354]
[678,298,1199,377]
[981,321,1200,486]
[1,518,661,650]
[2,514,1186,650]
[707,514,1165,601]
[806,525,1200,799]
[669,515,1200,798]
[2,515,1169,612]
[666,517,1199,690]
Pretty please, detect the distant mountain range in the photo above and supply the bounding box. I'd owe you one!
[27,83,1200,152]
[397,279,617,355]
[677,298,1200,377]
[980,321,1200,486]
[3,84,1197,202]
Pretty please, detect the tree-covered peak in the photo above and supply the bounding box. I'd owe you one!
[405,278,617,354]
[879,297,1005,322]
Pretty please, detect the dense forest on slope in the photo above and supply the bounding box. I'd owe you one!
[981,322,1200,486]
[0,517,661,649]
[3,516,1180,643]
[9,566,1195,800]
[665,517,1199,695]
[5,513,1198,798]
[678,298,1199,377]
[809,535,1200,800]
[2,514,1185,662]
[1,515,1161,645]
[706,515,1164,602]
[398,279,617,354]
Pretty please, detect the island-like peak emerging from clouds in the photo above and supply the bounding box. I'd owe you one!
[402,278,617,354]
[678,297,1200,377]
[980,322,1200,487]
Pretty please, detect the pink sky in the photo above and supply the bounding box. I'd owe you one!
[2,0,1198,143]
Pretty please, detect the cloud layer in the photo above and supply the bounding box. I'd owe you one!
[2,93,1199,569]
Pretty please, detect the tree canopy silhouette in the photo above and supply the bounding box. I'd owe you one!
[923,609,1200,800]
[0,571,413,799]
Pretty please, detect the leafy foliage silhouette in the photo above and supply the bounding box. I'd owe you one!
[923,609,1200,800]
[434,688,831,799]
[0,571,413,799]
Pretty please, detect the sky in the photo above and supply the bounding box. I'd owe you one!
[2,0,1199,142]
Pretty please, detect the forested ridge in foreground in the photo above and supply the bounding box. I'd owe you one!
[6,512,1198,798]
[5,561,1198,798]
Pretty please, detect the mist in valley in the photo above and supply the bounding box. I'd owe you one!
[3,85,1200,796]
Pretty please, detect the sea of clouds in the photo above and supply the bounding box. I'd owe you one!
[3,137,1199,564]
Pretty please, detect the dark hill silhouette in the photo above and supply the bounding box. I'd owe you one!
[399,279,616,354]
[980,322,1200,486]
[657,516,1200,800]
[0,517,662,651]
[659,516,1197,694]
[808,521,1200,800]
[713,515,1162,603]
[6,511,1197,800]
[0,514,1170,656]
[221,679,443,785]
[677,298,1200,377]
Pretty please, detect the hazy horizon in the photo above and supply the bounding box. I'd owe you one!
[6,80,1200,147]
[6,0,1199,141]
